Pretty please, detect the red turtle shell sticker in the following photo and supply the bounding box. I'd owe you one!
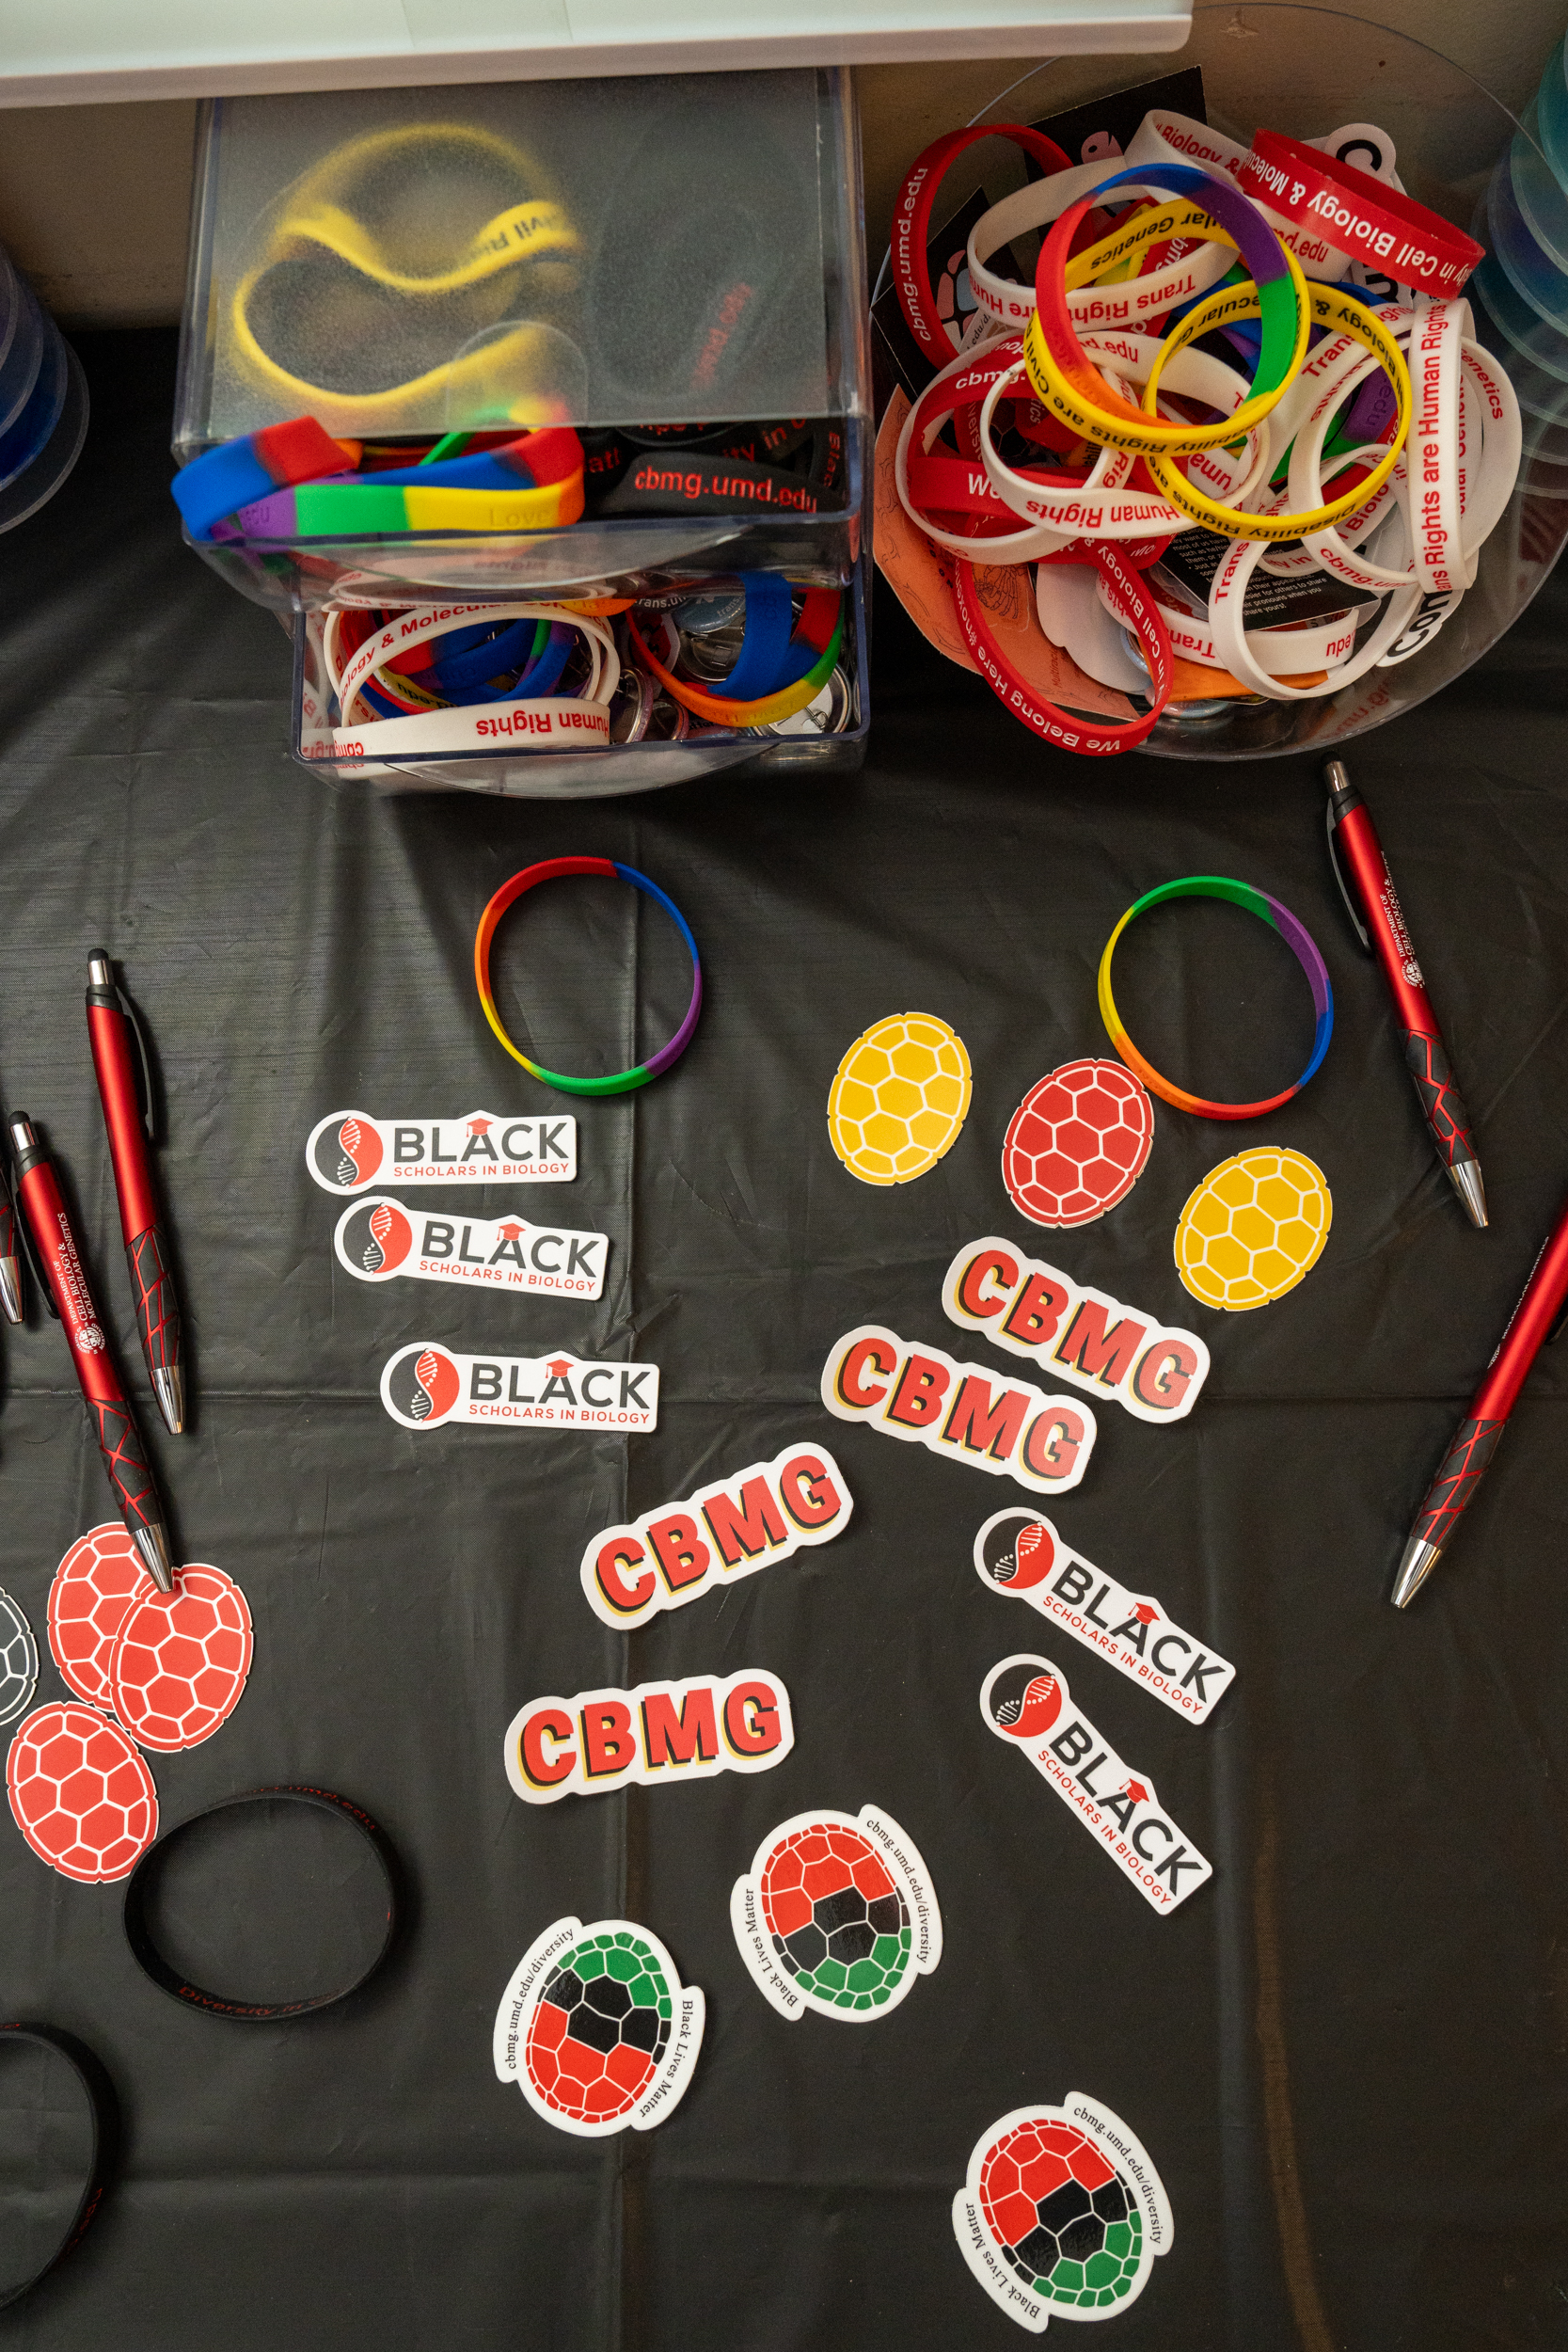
[47,1523,154,1708]
[109,1565,254,1752]
[1002,1059,1153,1229]
[7,1700,158,1883]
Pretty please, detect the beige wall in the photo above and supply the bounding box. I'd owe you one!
[0,0,1560,328]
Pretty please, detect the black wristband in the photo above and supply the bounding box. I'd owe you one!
[0,2023,115,2312]
[121,1786,399,2022]
[588,417,847,517]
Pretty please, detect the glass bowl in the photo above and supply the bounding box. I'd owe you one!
[878,3,1568,759]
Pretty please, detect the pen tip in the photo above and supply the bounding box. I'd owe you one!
[1449,1159,1489,1229]
[152,1365,185,1437]
[87,951,113,987]
[133,1523,175,1595]
[1392,1535,1443,1610]
[0,1256,20,1325]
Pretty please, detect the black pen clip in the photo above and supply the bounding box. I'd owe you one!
[1550,1299,1568,1346]
[7,1155,58,1319]
[117,986,157,1145]
[1324,801,1373,956]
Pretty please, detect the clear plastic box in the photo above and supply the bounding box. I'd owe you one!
[289,556,870,797]
[175,68,868,611]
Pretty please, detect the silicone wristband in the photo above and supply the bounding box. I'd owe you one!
[228,123,581,435]
[1123,110,1356,279]
[1028,164,1308,451]
[230,467,583,541]
[951,544,1174,756]
[473,858,702,1094]
[1095,565,1362,675]
[895,339,1112,561]
[968,166,1234,334]
[1137,285,1411,540]
[122,1787,398,2020]
[1098,878,1334,1117]
[1279,305,1517,600]
[0,2025,114,2311]
[193,421,582,541]
[336,603,617,723]
[892,124,1072,358]
[1238,130,1482,296]
[978,334,1271,535]
[1205,527,1422,701]
[315,699,612,759]
[594,418,846,518]
[626,587,843,726]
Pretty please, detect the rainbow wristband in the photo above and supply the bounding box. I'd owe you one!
[1027,163,1308,452]
[626,584,842,727]
[1098,877,1334,1119]
[474,857,703,1096]
[177,421,584,540]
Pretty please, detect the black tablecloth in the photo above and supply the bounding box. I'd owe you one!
[2,330,1566,2351]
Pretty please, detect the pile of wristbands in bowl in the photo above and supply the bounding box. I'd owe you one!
[889,104,1523,755]
[301,574,851,763]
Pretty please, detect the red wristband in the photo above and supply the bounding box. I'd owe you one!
[1237,130,1482,296]
[950,543,1172,756]
[894,124,1072,359]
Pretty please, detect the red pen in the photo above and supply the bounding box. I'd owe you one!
[86,953,184,1435]
[1392,1190,1568,1607]
[0,1159,22,1325]
[8,1114,173,1592]
[1325,759,1487,1229]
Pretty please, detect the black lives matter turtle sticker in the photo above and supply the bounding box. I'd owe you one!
[379,1344,657,1432]
[493,1915,704,2137]
[730,1805,941,2024]
[954,2094,1173,2329]
[306,1108,576,1191]
[336,1197,608,1300]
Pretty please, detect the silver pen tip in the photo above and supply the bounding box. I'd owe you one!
[1449,1158,1489,1229]
[0,1255,20,1325]
[1392,1535,1443,1610]
[133,1522,175,1594]
[87,953,113,987]
[152,1364,185,1436]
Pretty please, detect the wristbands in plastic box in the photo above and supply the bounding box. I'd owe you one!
[474,858,703,1094]
[1098,877,1334,1116]
[228,124,580,432]
[626,580,843,726]
[319,600,619,755]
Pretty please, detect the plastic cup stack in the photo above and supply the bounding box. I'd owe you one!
[0,242,88,534]
[1470,37,1568,497]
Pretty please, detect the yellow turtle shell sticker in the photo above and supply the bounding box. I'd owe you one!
[828,1012,973,1186]
[1175,1147,1332,1310]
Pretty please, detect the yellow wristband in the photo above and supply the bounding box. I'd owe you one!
[227,123,582,435]
[1139,287,1411,542]
[1024,238,1311,454]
